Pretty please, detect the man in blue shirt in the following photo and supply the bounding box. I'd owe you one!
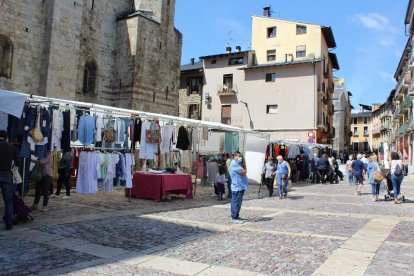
[229,151,248,224]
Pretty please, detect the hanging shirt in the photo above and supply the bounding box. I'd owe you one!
[138,121,157,160]
[51,109,64,151]
[78,114,96,145]
[160,125,175,154]
[95,115,103,142]
[114,118,125,144]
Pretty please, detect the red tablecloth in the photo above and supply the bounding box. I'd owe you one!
[126,172,193,201]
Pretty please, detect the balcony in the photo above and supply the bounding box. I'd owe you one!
[363,132,369,137]
[353,132,359,137]
[398,123,409,136]
[393,105,402,118]
[217,84,238,97]
[380,123,391,132]
[400,97,412,110]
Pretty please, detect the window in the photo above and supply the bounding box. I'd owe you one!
[0,34,13,78]
[188,104,199,119]
[221,105,231,125]
[353,142,359,152]
[211,59,216,64]
[187,77,202,95]
[265,73,276,82]
[353,117,358,124]
[296,25,307,35]
[353,127,358,135]
[267,49,276,61]
[228,57,244,65]
[223,74,233,91]
[82,61,97,94]
[363,126,368,135]
[363,142,369,152]
[364,117,368,124]
[296,45,306,58]
[267,26,276,38]
[266,105,278,114]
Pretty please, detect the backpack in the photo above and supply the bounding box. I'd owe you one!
[12,193,33,224]
[394,164,403,176]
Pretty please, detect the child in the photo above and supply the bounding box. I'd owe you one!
[215,166,227,200]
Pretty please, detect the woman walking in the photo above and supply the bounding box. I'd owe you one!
[390,152,404,204]
[346,154,354,185]
[352,154,366,195]
[367,154,381,202]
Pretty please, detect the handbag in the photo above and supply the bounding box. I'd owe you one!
[373,171,383,182]
[30,163,42,182]
[30,108,44,143]
[11,161,22,184]
[104,127,115,143]
[145,129,161,144]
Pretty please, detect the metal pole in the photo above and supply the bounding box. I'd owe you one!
[22,158,26,197]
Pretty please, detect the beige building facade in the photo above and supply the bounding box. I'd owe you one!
[350,108,372,154]
[0,0,182,115]
[200,11,339,143]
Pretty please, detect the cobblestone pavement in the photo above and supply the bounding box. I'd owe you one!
[0,175,413,275]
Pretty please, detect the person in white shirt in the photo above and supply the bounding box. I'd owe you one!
[390,152,404,204]
[215,166,227,200]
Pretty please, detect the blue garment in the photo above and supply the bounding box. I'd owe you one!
[227,175,232,199]
[230,160,248,192]
[277,177,288,197]
[78,114,96,145]
[391,174,403,199]
[276,161,289,177]
[19,106,37,158]
[371,183,380,196]
[352,159,365,177]
[367,161,380,184]
[0,172,15,225]
[231,190,245,219]
[123,118,133,149]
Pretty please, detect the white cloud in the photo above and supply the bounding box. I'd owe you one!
[352,13,389,31]
[378,37,396,48]
[378,70,395,83]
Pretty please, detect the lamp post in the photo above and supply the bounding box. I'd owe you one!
[239,100,254,129]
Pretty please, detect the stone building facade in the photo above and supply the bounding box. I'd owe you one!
[178,59,204,120]
[0,0,182,115]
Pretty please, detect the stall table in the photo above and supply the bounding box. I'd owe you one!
[126,172,193,201]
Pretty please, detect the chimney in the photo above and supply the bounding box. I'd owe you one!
[263,7,271,17]
[236,46,241,52]
[191,58,195,65]
[226,47,231,53]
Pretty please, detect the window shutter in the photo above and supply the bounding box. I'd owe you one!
[221,105,231,118]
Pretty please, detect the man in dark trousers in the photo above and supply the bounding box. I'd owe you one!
[229,151,248,224]
[0,130,18,230]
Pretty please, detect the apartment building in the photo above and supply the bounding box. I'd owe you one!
[179,59,204,120]
[350,107,372,154]
[371,104,382,152]
[199,8,339,143]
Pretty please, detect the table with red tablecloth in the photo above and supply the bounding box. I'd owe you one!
[126,172,193,201]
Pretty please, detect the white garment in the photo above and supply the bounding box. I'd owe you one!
[206,162,218,184]
[96,115,103,142]
[125,153,135,188]
[390,160,403,174]
[104,153,120,192]
[51,110,64,151]
[76,151,98,194]
[114,118,125,144]
[160,125,175,154]
[138,121,157,160]
[215,173,226,184]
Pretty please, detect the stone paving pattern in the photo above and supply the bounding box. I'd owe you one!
[0,176,414,275]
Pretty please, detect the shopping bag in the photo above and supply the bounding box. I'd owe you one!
[11,162,22,184]
[30,163,42,182]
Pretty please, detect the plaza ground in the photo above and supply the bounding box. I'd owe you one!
[1,176,414,276]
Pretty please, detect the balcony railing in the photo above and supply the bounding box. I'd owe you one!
[217,84,238,96]
[380,123,391,131]
[398,123,409,136]
[400,97,412,110]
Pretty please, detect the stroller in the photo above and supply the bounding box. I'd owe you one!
[384,172,405,202]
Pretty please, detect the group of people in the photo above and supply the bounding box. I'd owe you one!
[0,130,72,230]
[346,152,404,204]
[309,153,343,184]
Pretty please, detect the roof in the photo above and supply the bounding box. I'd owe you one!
[181,61,203,72]
[348,91,353,97]
[394,37,411,79]
[240,58,324,70]
[387,89,396,102]
[351,112,372,117]
[329,53,339,70]
[405,0,414,24]
[321,27,337,48]
[199,51,249,60]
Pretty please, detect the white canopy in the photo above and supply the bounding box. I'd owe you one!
[0,89,27,118]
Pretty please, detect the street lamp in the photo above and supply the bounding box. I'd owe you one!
[239,100,254,129]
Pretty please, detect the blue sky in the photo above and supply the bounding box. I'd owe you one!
[175,0,409,108]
